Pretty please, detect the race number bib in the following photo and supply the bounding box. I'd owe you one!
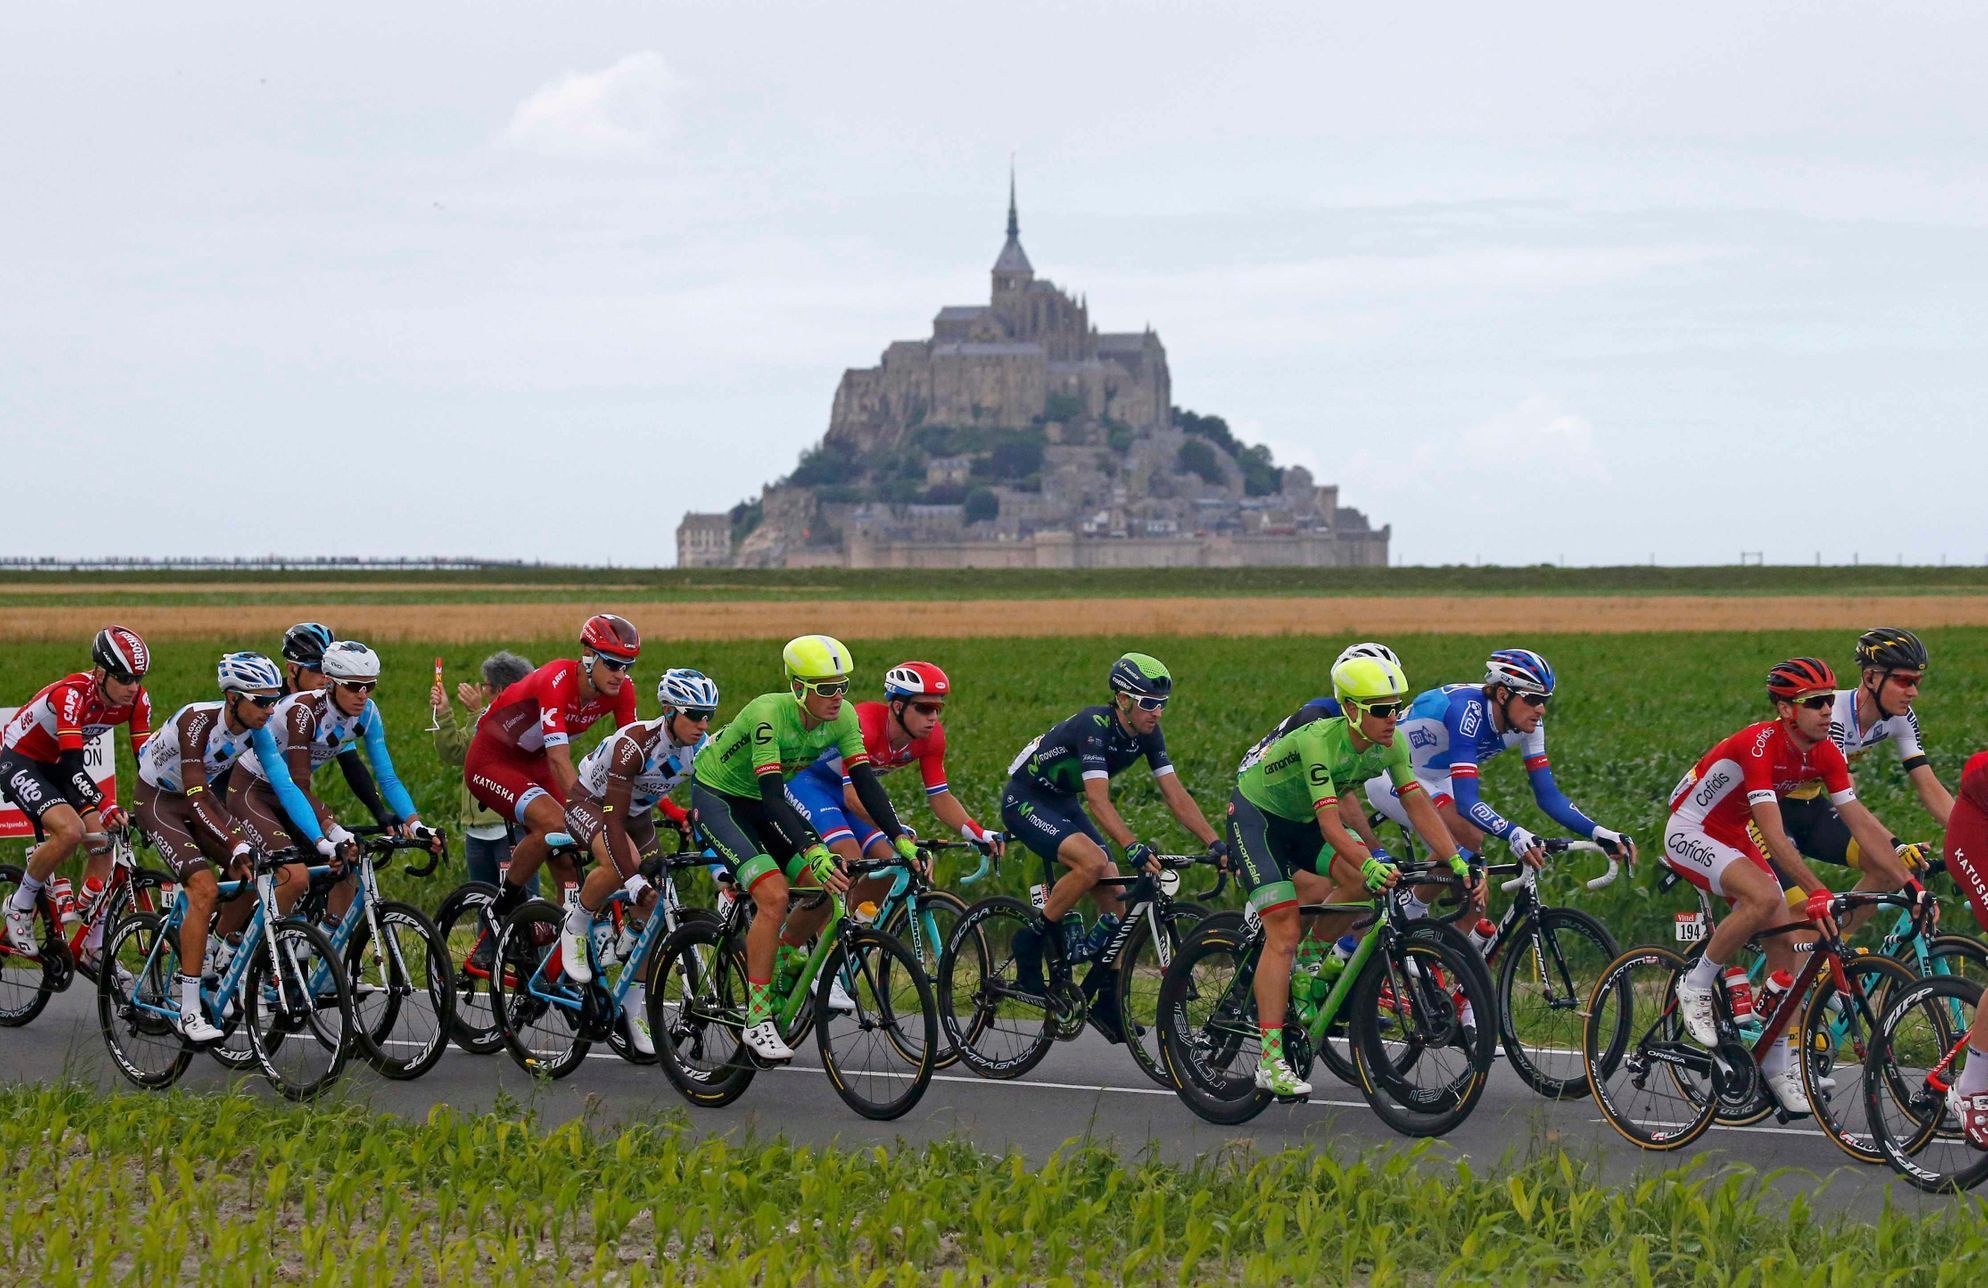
[1673,912,1708,943]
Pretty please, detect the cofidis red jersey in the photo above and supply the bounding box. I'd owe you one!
[1668,719,1853,848]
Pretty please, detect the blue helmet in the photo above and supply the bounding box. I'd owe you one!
[217,651,282,694]
[657,668,719,713]
[1485,648,1554,696]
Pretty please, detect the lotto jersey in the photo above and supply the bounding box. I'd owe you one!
[795,702,950,800]
[1237,714,1417,823]
[2,672,152,762]
[1007,705,1172,797]
[138,701,255,793]
[1669,719,1854,847]
[695,692,869,799]
[474,658,636,755]
[575,718,702,815]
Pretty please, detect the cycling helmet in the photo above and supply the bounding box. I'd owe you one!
[282,622,336,668]
[1107,653,1173,699]
[885,661,950,700]
[1766,656,1837,701]
[320,640,382,683]
[579,613,641,664]
[783,634,853,682]
[657,668,720,712]
[1332,656,1410,710]
[217,651,282,694]
[1485,648,1555,696]
[1334,641,1401,671]
[92,625,150,682]
[1854,627,1929,674]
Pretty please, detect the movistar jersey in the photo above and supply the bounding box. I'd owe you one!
[1006,705,1172,797]
[694,692,869,799]
[1237,715,1417,822]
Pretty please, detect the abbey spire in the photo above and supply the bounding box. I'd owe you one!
[991,166,1033,291]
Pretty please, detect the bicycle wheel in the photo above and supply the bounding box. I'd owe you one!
[1801,950,1916,1163]
[604,907,713,1066]
[490,900,592,1078]
[243,919,355,1102]
[1496,907,1619,1099]
[1930,934,1988,988]
[96,912,192,1089]
[434,882,505,1055]
[1155,913,1284,1126]
[0,866,58,1026]
[937,896,1056,1080]
[816,926,936,1120]
[1865,974,1984,1193]
[346,900,454,1081]
[649,915,755,1106]
[882,890,972,1070]
[1350,922,1496,1137]
[1114,901,1199,1088]
[1584,945,1718,1150]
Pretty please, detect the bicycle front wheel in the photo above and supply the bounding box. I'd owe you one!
[937,896,1055,1080]
[882,890,971,1070]
[1584,945,1717,1151]
[816,926,936,1119]
[434,882,505,1056]
[1800,950,1916,1163]
[1865,974,1984,1193]
[96,912,191,1090]
[1114,901,1199,1088]
[490,900,591,1079]
[244,919,355,1102]
[1496,907,1619,1099]
[347,900,454,1081]
[1351,922,1496,1137]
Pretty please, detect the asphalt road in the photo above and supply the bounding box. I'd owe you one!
[3,986,1967,1217]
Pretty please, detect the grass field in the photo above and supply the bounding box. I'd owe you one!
[2,1083,1984,1284]
[3,628,1983,948]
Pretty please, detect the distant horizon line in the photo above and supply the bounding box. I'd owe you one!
[0,556,1978,573]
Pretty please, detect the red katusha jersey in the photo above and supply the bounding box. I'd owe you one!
[805,701,951,798]
[1668,719,1854,848]
[1,672,152,762]
[470,659,635,755]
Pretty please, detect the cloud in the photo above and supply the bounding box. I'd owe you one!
[499,52,673,159]
[1426,396,1611,484]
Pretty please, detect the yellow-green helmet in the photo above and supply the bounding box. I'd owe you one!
[783,634,853,684]
[1332,655,1409,711]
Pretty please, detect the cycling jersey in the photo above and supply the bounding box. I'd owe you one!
[1007,705,1172,796]
[1668,719,1855,850]
[474,658,636,754]
[1781,689,1929,800]
[796,701,950,799]
[1,672,151,762]
[134,702,250,874]
[575,717,700,819]
[695,693,869,799]
[1237,714,1417,823]
[138,702,255,795]
[238,690,417,845]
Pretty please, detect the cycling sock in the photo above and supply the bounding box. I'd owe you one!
[1260,1025,1284,1061]
[84,918,105,953]
[177,972,202,1017]
[747,977,773,1025]
[1684,954,1723,990]
[565,903,592,936]
[1760,1038,1793,1077]
[1959,1047,1988,1097]
[11,877,44,912]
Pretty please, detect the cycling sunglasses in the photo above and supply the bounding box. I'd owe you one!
[909,701,945,717]
[239,693,283,709]
[1793,693,1834,711]
[1516,692,1550,708]
[800,678,850,698]
[1358,699,1409,719]
[1127,694,1168,712]
[593,656,635,673]
[335,679,378,694]
[679,708,716,723]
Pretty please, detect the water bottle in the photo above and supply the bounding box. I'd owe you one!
[81,875,106,921]
[1755,970,1795,1026]
[1059,912,1087,962]
[1084,913,1122,960]
[51,877,79,930]
[1466,919,1497,958]
[1722,965,1754,1020]
[591,920,616,968]
[853,900,880,926]
[613,923,640,963]
[1329,935,1359,975]
[1028,883,1049,914]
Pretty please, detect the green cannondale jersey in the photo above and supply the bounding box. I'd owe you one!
[694,692,868,799]
[1235,714,1417,823]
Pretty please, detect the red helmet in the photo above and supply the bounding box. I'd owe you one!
[93,625,150,682]
[580,613,641,664]
[884,661,949,700]
[1766,656,1836,702]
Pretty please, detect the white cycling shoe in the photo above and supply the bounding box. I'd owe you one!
[1763,1061,1812,1117]
[1673,976,1719,1046]
[743,1019,794,1062]
[624,985,655,1057]
[826,975,857,1014]
[4,903,40,958]
[561,926,593,984]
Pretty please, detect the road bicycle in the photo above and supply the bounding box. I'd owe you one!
[1156,859,1496,1136]
[1861,972,1987,1193]
[97,846,357,1101]
[850,835,991,1071]
[937,847,1222,1087]
[0,826,170,1025]
[433,831,589,1055]
[648,849,938,1121]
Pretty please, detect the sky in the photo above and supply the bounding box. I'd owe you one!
[3,3,1985,567]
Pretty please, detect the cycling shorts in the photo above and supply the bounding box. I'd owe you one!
[133,782,227,881]
[465,737,563,825]
[1362,771,1453,829]
[1661,816,1769,900]
[563,794,659,879]
[1776,795,1859,868]
[226,775,297,854]
[691,781,808,892]
[0,748,99,840]
[1227,789,1329,915]
[1000,774,1105,863]
[785,772,885,854]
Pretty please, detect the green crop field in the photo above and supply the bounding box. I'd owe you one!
[1,1083,1983,1284]
[2,628,1984,948]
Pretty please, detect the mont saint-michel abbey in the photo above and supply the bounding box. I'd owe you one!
[677,183,1389,570]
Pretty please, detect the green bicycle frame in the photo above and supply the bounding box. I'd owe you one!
[773,892,847,1032]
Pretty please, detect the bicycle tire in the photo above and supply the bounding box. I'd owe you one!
[1929,934,1988,987]
[882,890,972,1070]
[938,896,1056,1081]
[0,865,57,1027]
[96,911,192,1090]
[1802,950,1917,1163]
[1114,902,1198,1089]
[244,919,355,1102]
[433,882,505,1055]
[816,926,937,1119]
[649,915,756,1106]
[491,899,592,1079]
[1584,944,1718,1151]
[346,900,454,1081]
[605,906,714,1066]
[1351,921,1496,1137]
[1865,974,1987,1193]
[1156,914,1284,1125]
[1495,907,1620,1099]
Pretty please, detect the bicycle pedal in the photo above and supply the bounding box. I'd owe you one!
[1272,1091,1310,1105]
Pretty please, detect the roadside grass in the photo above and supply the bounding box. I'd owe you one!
[4,629,1984,949]
[1,1082,1983,1284]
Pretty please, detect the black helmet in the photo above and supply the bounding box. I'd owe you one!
[282,622,336,667]
[1854,627,1928,674]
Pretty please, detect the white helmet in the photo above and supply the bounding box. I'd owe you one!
[657,668,719,712]
[217,651,282,694]
[1334,641,1401,671]
[321,640,382,683]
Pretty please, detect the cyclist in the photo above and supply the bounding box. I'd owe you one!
[277,622,422,835]
[1937,750,1988,1145]
[559,668,719,1057]
[999,653,1225,1042]
[464,614,641,965]
[133,652,284,1043]
[1777,628,1948,921]
[1662,657,1923,1115]
[1231,654,1476,1097]
[690,635,919,1062]
[2,627,154,959]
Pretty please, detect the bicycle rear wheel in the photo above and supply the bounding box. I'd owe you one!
[1351,922,1495,1137]
[490,900,591,1079]
[346,900,454,1081]
[882,890,971,1070]
[1584,945,1717,1151]
[817,927,936,1119]
[244,920,355,1102]
[1865,974,1985,1193]
[96,912,191,1089]
[434,882,505,1056]
[649,916,755,1106]
[0,866,57,1027]
[937,896,1056,1080]
[1496,907,1619,1099]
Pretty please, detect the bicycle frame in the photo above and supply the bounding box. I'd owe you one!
[142,863,302,1028]
[521,866,689,1023]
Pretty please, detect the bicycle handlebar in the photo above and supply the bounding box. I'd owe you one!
[357,827,448,879]
[1497,838,1620,894]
